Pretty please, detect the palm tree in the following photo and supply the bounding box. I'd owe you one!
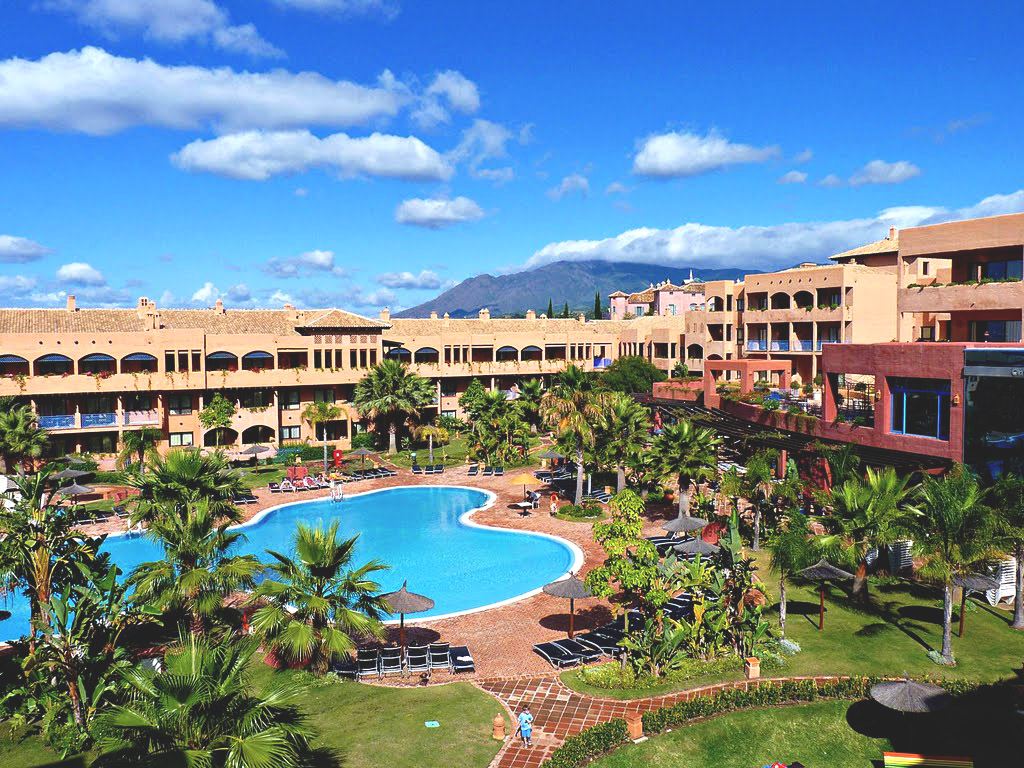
[116,426,162,473]
[127,448,243,523]
[818,441,861,489]
[910,466,998,664]
[767,513,816,638]
[0,398,47,473]
[649,420,721,516]
[742,453,775,551]
[250,522,388,676]
[302,400,342,470]
[993,474,1024,630]
[596,392,651,493]
[541,365,601,504]
[517,378,545,433]
[352,359,435,455]
[817,466,917,601]
[413,424,447,464]
[93,632,326,768]
[127,499,262,634]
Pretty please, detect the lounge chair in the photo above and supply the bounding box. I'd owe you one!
[482,466,494,477]
[554,638,603,663]
[449,645,475,673]
[268,482,281,493]
[494,467,504,477]
[330,658,358,679]
[356,648,379,680]
[467,464,479,476]
[882,754,973,768]
[412,465,424,474]
[113,505,130,518]
[379,646,403,677]
[533,641,582,668]
[428,642,451,671]
[576,630,623,657]
[405,645,430,675]
[433,464,444,474]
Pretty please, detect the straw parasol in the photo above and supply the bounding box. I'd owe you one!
[381,581,435,651]
[238,444,270,456]
[347,447,377,469]
[60,455,88,465]
[57,482,94,509]
[870,678,953,714]
[672,538,720,557]
[795,559,853,632]
[662,515,708,534]
[953,573,999,638]
[51,468,89,481]
[542,575,593,638]
[509,472,544,498]
[537,448,565,460]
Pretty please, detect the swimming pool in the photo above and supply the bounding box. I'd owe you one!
[1,485,581,641]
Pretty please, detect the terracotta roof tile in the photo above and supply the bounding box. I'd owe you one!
[830,236,899,261]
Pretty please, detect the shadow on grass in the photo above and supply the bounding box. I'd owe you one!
[897,605,944,625]
[854,622,894,638]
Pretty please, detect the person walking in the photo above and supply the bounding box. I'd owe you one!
[515,705,534,748]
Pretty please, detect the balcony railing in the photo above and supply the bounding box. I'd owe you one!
[39,414,75,430]
[795,340,814,351]
[769,340,790,351]
[746,341,767,352]
[81,412,117,428]
[593,357,612,369]
[124,410,159,425]
[816,339,841,350]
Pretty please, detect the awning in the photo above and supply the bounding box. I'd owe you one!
[0,354,27,363]
[497,346,518,353]
[206,351,238,360]
[521,345,542,353]
[242,351,274,360]
[80,353,115,363]
[122,353,157,362]
[37,354,72,363]
[414,347,439,355]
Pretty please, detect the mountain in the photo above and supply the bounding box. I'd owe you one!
[395,260,750,318]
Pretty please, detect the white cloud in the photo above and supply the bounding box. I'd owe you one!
[269,289,296,305]
[547,173,589,201]
[394,196,485,229]
[297,285,394,309]
[271,0,397,15]
[632,130,780,178]
[474,167,514,185]
[778,170,808,184]
[526,190,1024,272]
[227,283,252,301]
[413,70,480,127]
[818,174,843,188]
[605,181,629,196]
[158,290,176,305]
[56,262,106,285]
[0,235,53,262]
[172,130,452,181]
[849,159,922,187]
[449,118,513,175]
[794,148,813,163]
[191,281,220,303]
[0,275,38,291]
[263,249,349,277]
[376,270,443,289]
[0,47,405,135]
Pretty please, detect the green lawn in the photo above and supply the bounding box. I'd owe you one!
[0,669,508,768]
[388,434,543,470]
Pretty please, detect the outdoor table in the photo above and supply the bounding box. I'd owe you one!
[513,501,534,515]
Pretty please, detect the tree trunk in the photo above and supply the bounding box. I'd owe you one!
[779,577,787,638]
[616,464,625,494]
[753,505,761,551]
[322,425,329,471]
[66,666,84,727]
[574,448,584,505]
[1013,543,1024,631]
[428,434,434,464]
[852,558,870,602]
[677,478,689,516]
[941,580,954,663]
[389,423,398,455]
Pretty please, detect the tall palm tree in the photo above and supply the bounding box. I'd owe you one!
[910,466,998,664]
[413,424,447,464]
[767,513,816,638]
[127,499,262,634]
[993,474,1024,630]
[649,419,721,516]
[0,397,47,473]
[302,400,342,470]
[517,378,545,433]
[250,522,388,676]
[127,448,243,523]
[596,392,651,493]
[742,453,775,551]
[818,442,861,489]
[93,632,327,768]
[352,359,435,455]
[817,466,917,601]
[541,365,600,504]
[116,426,162,473]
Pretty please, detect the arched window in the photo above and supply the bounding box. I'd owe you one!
[206,351,238,371]
[242,351,275,371]
[413,347,439,364]
[35,353,73,376]
[520,345,542,361]
[79,353,116,375]
[770,292,791,310]
[496,346,518,361]
[385,347,411,361]
[121,352,157,373]
[0,354,29,377]
[793,290,814,310]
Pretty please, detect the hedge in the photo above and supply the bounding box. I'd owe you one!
[540,719,629,768]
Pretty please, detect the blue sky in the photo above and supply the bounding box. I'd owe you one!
[2,1,1023,313]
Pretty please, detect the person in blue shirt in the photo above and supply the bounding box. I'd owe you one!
[516,706,534,747]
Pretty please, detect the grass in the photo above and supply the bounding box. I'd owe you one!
[0,668,508,768]
[561,570,1024,699]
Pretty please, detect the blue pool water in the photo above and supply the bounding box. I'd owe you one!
[1,486,578,641]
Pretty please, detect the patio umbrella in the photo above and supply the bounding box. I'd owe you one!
[60,455,88,465]
[537,448,565,460]
[542,574,593,639]
[795,559,853,632]
[953,573,999,638]
[51,468,89,481]
[869,679,953,714]
[238,444,270,456]
[58,482,94,509]
[509,472,544,498]
[381,581,435,651]
[672,538,720,557]
[347,447,377,469]
[662,515,708,534]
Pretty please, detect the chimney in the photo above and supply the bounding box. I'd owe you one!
[215,298,224,314]
[379,307,390,322]
[478,308,490,321]
[526,309,536,320]
[889,226,897,240]
[66,294,76,312]
[443,311,450,326]
[577,313,587,323]
[429,310,438,320]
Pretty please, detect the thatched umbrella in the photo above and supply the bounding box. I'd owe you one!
[381,581,435,651]
[61,455,88,465]
[542,575,593,638]
[238,444,270,456]
[672,538,720,557]
[58,482,94,510]
[953,573,998,638]
[870,679,953,714]
[537,449,565,460]
[662,515,708,534]
[795,559,853,632]
[347,447,377,469]
[51,468,89,482]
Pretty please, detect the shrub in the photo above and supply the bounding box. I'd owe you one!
[299,443,336,461]
[89,470,123,484]
[557,503,604,520]
[574,656,742,691]
[541,719,629,768]
[350,432,376,450]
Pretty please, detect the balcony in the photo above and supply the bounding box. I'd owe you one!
[124,410,159,426]
[593,357,612,369]
[899,280,1024,314]
[794,340,814,352]
[81,412,117,428]
[746,341,767,352]
[816,339,841,351]
[39,414,75,430]
[769,340,790,352]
